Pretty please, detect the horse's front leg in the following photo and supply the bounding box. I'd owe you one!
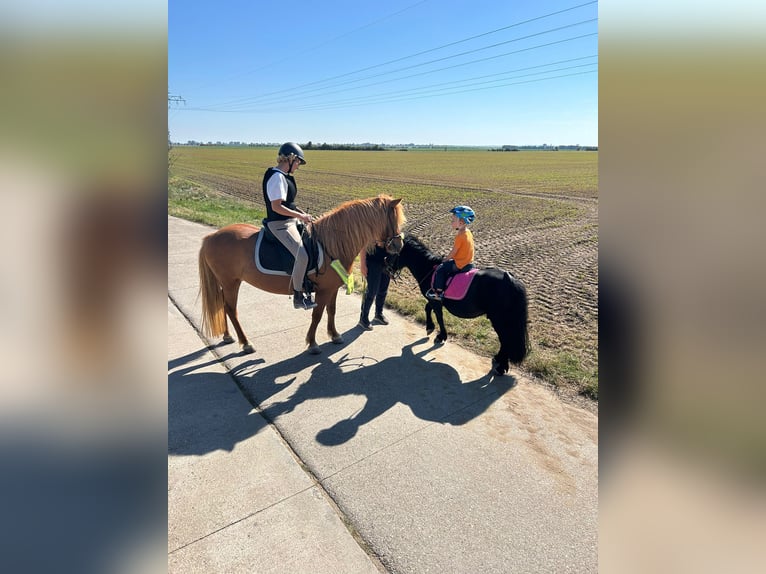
[433,303,448,344]
[325,290,344,345]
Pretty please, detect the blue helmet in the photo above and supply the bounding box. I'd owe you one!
[450,205,475,224]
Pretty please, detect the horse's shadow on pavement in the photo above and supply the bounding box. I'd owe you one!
[247,337,517,446]
[168,349,268,456]
[168,336,517,456]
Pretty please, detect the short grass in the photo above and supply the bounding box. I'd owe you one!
[168,175,265,227]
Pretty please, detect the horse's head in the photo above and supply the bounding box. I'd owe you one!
[383,233,408,279]
[311,195,406,266]
[381,197,405,253]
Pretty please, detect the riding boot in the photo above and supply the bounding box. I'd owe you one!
[293,290,317,310]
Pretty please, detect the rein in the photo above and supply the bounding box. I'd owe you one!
[384,250,436,289]
[415,265,437,289]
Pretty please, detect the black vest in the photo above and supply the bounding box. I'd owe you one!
[262,168,298,221]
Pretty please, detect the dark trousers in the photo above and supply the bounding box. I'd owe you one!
[360,255,390,321]
[433,260,474,291]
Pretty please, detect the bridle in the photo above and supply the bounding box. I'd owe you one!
[384,232,403,255]
[383,239,437,289]
[381,231,404,280]
[383,251,402,281]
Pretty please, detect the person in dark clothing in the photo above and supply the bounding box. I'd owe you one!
[357,241,391,330]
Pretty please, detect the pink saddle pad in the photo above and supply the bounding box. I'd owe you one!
[431,268,478,300]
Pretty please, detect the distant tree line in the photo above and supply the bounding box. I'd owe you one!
[490,144,598,152]
[301,141,388,151]
[174,141,597,151]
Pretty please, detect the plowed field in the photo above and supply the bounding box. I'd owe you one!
[171,146,598,401]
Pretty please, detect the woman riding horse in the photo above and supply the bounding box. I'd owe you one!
[199,195,405,355]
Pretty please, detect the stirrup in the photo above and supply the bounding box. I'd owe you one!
[426,289,442,300]
[293,291,317,310]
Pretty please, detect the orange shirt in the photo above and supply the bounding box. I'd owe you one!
[453,228,474,269]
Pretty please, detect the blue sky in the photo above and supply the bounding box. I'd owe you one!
[168,0,598,146]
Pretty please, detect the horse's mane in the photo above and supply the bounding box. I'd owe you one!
[312,195,405,264]
[404,234,442,266]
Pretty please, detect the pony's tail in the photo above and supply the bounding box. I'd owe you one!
[198,241,227,338]
[505,272,530,364]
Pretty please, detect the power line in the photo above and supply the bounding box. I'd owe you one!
[215,19,596,110]
[201,2,597,109]
[186,0,433,93]
[255,66,597,113]
[201,32,597,112]
[245,55,597,109]
[284,62,599,111]
[184,68,597,114]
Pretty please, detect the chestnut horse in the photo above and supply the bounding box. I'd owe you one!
[198,195,406,355]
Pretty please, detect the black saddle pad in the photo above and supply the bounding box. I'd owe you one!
[255,221,322,278]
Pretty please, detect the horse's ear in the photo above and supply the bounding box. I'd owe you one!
[391,198,402,207]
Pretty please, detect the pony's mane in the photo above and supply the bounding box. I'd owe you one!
[404,234,442,265]
[312,195,405,264]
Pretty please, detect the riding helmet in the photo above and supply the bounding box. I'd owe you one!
[278,142,307,165]
[450,205,475,224]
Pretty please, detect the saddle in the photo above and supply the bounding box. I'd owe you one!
[431,267,479,300]
[255,220,324,290]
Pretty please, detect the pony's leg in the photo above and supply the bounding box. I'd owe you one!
[488,314,510,375]
[325,291,343,345]
[491,354,509,376]
[433,303,448,344]
[221,280,254,354]
[424,301,436,335]
[491,339,510,376]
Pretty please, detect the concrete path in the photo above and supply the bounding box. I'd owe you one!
[168,216,598,573]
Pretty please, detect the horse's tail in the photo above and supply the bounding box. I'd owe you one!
[198,239,227,338]
[505,271,530,364]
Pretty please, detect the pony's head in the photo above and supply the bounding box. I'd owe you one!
[384,234,442,278]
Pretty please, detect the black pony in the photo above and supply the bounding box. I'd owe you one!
[385,234,529,375]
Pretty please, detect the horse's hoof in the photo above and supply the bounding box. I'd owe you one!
[307,345,322,355]
[242,344,255,354]
[491,358,507,376]
[331,335,344,345]
[222,335,235,344]
[426,327,434,335]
